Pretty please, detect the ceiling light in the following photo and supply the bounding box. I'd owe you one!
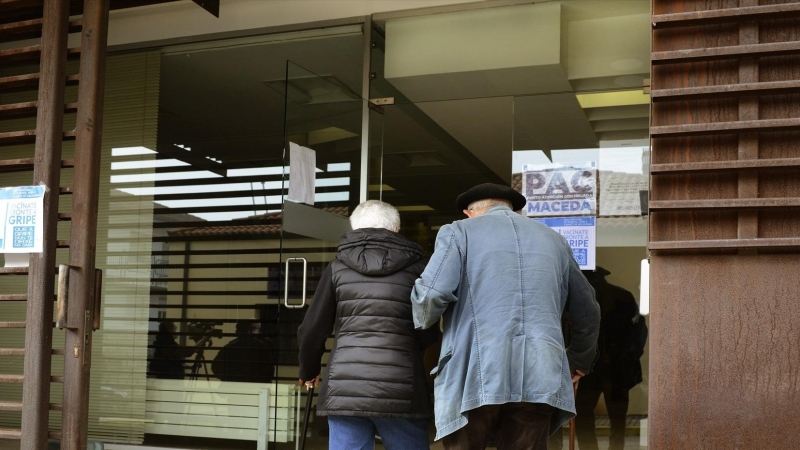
[368,184,395,192]
[308,127,359,145]
[576,90,650,109]
[263,75,360,105]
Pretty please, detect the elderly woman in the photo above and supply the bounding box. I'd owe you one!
[298,200,439,450]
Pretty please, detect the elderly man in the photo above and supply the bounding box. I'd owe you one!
[411,183,601,450]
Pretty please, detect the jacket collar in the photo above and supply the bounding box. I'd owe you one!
[485,204,513,215]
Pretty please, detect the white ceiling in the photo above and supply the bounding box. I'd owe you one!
[379,0,651,180]
[155,0,652,216]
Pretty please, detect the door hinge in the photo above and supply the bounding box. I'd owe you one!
[370,97,394,106]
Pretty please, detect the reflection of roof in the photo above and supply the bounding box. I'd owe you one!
[512,173,522,193]
[170,206,350,237]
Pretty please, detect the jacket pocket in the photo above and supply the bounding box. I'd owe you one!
[430,348,453,378]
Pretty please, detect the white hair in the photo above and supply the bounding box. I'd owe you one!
[350,200,400,231]
[467,198,512,212]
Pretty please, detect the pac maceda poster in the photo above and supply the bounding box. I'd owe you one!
[520,161,596,270]
[521,162,597,217]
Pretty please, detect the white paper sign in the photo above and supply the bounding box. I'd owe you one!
[534,216,596,270]
[1,186,46,254]
[522,162,597,217]
[288,143,316,206]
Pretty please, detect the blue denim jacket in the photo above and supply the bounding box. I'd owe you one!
[411,205,600,440]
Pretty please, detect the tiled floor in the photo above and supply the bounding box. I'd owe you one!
[1,417,646,450]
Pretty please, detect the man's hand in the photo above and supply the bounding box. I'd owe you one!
[298,375,320,391]
[571,370,585,390]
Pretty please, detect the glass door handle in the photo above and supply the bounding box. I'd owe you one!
[284,257,308,309]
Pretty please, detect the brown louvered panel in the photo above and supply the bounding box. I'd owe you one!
[0,44,40,63]
[0,294,56,301]
[0,348,62,356]
[2,5,68,437]
[0,0,44,13]
[651,118,800,137]
[650,3,800,449]
[651,157,800,173]
[653,4,800,28]
[0,401,23,412]
[0,129,78,146]
[0,428,22,439]
[0,18,81,43]
[0,158,76,173]
[0,73,41,93]
[650,197,800,211]
[0,73,77,93]
[0,129,36,146]
[0,17,43,37]
[1,73,76,94]
[649,237,800,252]
[651,80,800,102]
[0,101,78,120]
[0,101,37,119]
[0,375,24,383]
[0,349,25,356]
[0,44,80,66]
[653,41,800,64]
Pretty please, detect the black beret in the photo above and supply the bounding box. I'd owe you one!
[582,266,611,276]
[456,183,527,211]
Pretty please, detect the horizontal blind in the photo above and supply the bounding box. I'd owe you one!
[87,50,160,444]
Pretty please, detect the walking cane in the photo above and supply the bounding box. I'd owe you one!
[569,381,578,450]
[299,385,314,450]
[569,414,576,450]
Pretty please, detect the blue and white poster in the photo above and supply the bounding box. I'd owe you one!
[522,162,597,217]
[534,216,596,270]
[1,186,46,254]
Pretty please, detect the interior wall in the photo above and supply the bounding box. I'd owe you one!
[103,0,485,49]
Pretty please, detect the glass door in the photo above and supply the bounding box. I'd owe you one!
[273,61,373,449]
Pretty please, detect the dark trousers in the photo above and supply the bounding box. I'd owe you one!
[574,384,630,450]
[441,402,552,450]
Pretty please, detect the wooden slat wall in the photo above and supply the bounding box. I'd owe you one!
[0,50,160,445]
[649,2,800,449]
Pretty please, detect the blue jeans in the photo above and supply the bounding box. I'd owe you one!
[327,415,430,450]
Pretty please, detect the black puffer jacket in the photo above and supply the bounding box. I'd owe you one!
[297,228,439,418]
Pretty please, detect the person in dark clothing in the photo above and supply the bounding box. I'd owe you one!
[212,321,274,383]
[573,267,647,450]
[149,320,210,379]
[298,200,440,450]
